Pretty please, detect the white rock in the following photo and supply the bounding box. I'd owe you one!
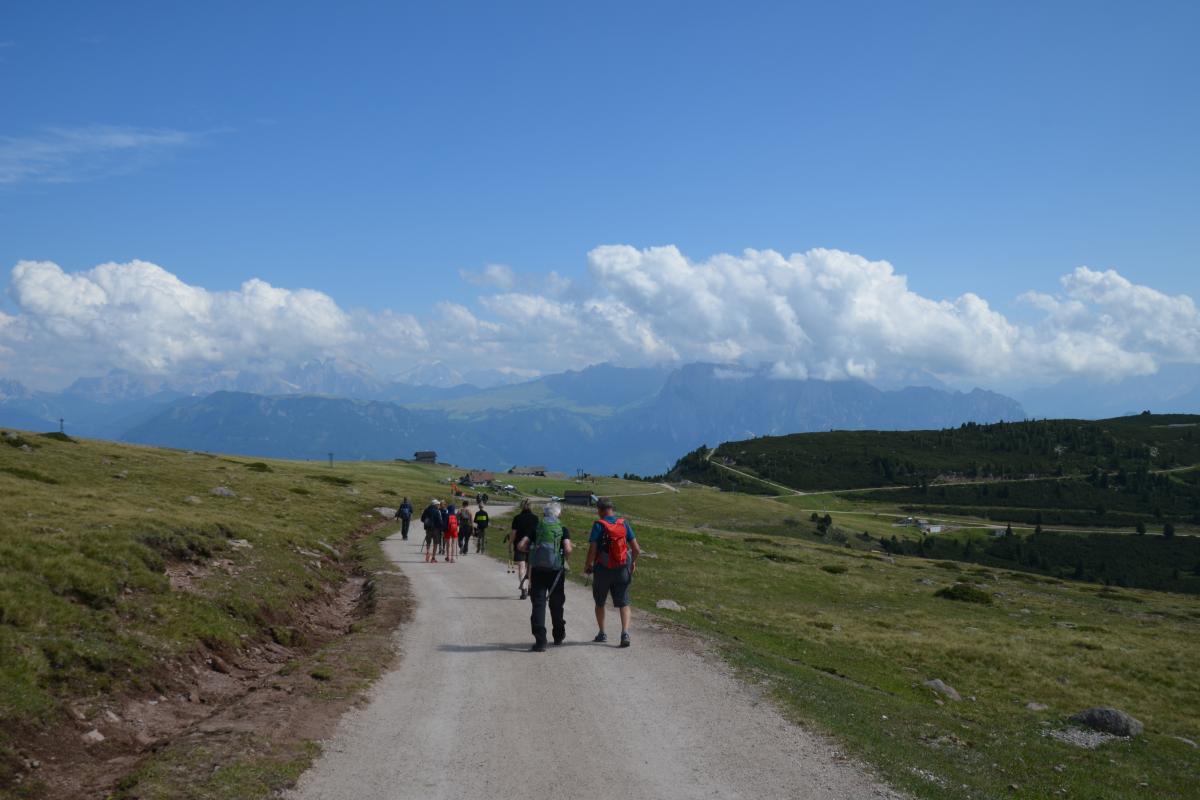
[655,599,685,611]
[211,486,236,498]
[183,496,202,505]
[924,678,962,701]
[82,729,105,744]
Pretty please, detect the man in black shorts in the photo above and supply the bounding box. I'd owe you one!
[584,497,641,648]
[506,499,538,599]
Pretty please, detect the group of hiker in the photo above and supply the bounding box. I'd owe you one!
[402,493,640,652]
[511,496,641,651]
[406,497,490,562]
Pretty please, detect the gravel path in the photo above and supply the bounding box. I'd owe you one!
[287,528,905,800]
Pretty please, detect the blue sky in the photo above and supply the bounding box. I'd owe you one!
[1,1,1198,389]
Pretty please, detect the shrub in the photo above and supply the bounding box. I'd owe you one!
[289,487,313,496]
[821,564,848,575]
[934,583,993,604]
[39,431,77,443]
[244,461,273,473]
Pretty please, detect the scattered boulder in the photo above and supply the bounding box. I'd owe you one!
[1172,736,1197,749]
[228,538,253,550]
[183,495,201,505]
[103,710,121,723]
[113,471,128,479]
[924,679,962,701]
[656,599,685,612]
[1070,707,1143,737]
[211,486,236,498]
[81,729,105,744]
[374,507,398,519]
[1026,702,1049,711]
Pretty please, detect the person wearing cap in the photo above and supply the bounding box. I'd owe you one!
[584,497,641,648]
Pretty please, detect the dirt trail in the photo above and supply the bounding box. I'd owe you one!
[287,529,905,800]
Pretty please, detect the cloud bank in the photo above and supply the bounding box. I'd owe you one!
[2,246,1196,390]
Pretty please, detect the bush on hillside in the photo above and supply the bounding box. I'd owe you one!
[934,583,993,604]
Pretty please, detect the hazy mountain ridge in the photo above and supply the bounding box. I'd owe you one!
[103,363,1026,474]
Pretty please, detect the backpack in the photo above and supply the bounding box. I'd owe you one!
[597,518,629,567]
[446,513,459,536]
[530,519,565,571]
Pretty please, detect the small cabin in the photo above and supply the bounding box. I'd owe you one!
[508,465,547,477]
[414,451,437,464]
[463,470,494,485]
[563,490,595,506]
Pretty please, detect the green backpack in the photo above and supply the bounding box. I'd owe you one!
[530,519,565,571]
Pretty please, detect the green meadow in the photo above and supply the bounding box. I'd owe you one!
[4,431,1199,800]
[491,480,1200,800]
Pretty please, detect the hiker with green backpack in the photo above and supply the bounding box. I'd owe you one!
[515,501,573,652]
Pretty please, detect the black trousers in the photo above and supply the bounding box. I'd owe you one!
[529,568,566,645]
[459,531,472,553]
[400,517,410,539]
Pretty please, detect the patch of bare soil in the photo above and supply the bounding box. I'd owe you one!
[7,520,412,800]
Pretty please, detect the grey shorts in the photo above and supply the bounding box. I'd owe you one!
[592,565,631,608]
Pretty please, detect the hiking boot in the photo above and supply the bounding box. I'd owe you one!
[552,636,565,646]
[592,632,607,643]
[619,632,631,648]
[530,642,547,653]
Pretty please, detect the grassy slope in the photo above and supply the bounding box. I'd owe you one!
[7,430,1199,800]
[0,431,459,797]
[486,485,1200,800]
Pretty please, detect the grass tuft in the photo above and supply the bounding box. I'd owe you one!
[1,466,60,484]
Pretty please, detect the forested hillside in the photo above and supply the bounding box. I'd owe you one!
[672,414,1200,491]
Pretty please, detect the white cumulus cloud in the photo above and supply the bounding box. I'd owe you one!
[1,248,1196,391]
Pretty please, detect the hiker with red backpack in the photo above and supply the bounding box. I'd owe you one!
[516,501,573,652]
[584,497,641,647]
[443,502,460,563]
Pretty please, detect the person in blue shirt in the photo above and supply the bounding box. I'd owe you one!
[583,497,642,648]
[397,497,413,541]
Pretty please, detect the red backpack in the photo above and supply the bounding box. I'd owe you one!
[446,513,459,536]
[598,518,628,567]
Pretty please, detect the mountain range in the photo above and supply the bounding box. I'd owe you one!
[1,361,1025,474]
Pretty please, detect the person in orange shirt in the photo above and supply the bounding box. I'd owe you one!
[443,501,460,563]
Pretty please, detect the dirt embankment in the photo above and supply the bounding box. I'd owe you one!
[7,519,412,800]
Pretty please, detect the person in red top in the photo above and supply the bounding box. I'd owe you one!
[443,502,459,563]
[583,497,641,648]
